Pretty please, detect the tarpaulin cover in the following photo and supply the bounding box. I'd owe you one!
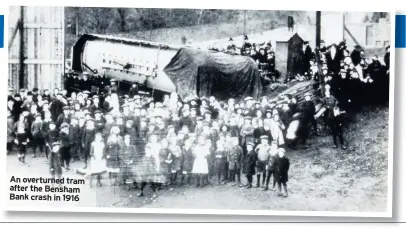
[163,48,263,101]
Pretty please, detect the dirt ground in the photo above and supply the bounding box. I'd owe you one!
[6,105,389,212]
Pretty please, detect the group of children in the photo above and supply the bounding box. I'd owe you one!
[7,87,298,198]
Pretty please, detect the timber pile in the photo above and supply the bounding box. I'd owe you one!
[268,80,322,105]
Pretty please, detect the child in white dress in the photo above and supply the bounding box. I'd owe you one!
[88,132,107,187]
[192,136,211,188]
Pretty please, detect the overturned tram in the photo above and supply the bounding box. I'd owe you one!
[70,34,182,94]
[70,34,264,101]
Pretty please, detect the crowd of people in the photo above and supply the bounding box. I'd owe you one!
[7,38,390,200]
[209,35,279,85]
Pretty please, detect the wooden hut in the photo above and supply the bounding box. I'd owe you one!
[275,33,304,82]
[8,6,65,91]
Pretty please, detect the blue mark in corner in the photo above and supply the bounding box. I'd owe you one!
[396,15,406,48]
[0,15,3,48]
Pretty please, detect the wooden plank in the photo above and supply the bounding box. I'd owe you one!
[344,24,361,47]
[9,20,20,50]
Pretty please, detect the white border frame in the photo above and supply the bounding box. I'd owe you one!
[1,1,396,219]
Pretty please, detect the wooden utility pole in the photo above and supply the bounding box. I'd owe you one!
[315,11,323,86]
[19,6,25,89]
[243,10,247,35]
[342,13,345,41]
[75,12,79,38]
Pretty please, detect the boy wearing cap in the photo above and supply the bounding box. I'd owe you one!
[331,106,347,150]
[214,137,228,184]
[181,138,194,186]
[240,116,255,150]
[31,113,45,158]
[82,119,96,169]
[69,118,82,161]
[57,106,71,129]
[255,135,271,188]
[59,123,72,171]
[49,142,63,181]
[274,148,290,197]
[228,137,243,186]
[14,114,29,164]
[50,93,64,121]
[44,122,59,161]
[12,94,23,122]
[301,92,319,136]
[244,142,257,188]
[264,141,278,191]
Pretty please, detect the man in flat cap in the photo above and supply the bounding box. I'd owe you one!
[50,92,65,122]
[57,106,71,129]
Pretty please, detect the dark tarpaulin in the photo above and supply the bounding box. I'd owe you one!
[163,48,263,101]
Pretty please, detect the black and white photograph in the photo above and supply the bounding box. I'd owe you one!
[6,5,394,216]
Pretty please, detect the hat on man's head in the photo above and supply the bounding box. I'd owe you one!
[35,113,42,118]
[196,116,204,121]
[33,88,39,92]
[61,122,70,129]
[52,142,60,147]
[27,91,33,96]
[62,106,70,111]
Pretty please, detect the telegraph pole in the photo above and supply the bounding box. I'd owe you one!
[315,11,322,86]
[243,10,247,35]
[19,6,25,89]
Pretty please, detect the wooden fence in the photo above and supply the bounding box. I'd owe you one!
[8,6,65,91]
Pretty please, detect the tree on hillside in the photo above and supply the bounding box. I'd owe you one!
[117,8,128,32]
